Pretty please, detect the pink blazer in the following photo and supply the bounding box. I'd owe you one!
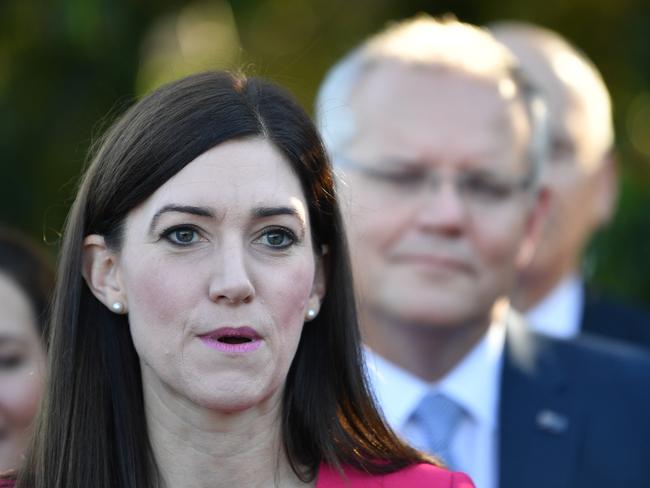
[0,463,475,487]
[317,463,475,487]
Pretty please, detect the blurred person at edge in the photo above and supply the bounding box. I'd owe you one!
[0,227,53,471]
[1,72,474,488]
[316,15,650,488]
[490,21,650,346]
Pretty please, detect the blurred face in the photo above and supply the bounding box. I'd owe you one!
[491,30,617,296]
[112,138,324,413]
[522,69,613,285]
[338,63,541,328]
[0,273,46,471]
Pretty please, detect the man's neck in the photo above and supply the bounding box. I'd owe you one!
[361,306,496,383]
[515,266,580,312]
[522,274,584,339]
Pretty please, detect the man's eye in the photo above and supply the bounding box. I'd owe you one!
[550,137,574,162]
[463,178,512,200]
[258,228,296,249]
[374,171,424,187]
[162,227,200,245]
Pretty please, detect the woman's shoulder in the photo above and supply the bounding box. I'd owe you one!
[317,462,474,487]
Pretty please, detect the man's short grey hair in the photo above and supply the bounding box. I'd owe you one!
[315,15,548,187]
[490,21,614,166]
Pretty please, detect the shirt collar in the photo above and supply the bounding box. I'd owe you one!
[438,319,505,429]
[364,317,506,431]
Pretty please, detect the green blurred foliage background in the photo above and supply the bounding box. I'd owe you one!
[1,0,649,305]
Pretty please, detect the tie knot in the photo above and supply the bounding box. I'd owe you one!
[409,392,464,467]
[414,392,464,428]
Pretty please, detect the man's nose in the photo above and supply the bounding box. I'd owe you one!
[207,242,255,305]
[412,178,467,235]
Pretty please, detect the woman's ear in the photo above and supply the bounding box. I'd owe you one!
[82,234,128,314]
[305,245,328,321]
[312,250,327,300]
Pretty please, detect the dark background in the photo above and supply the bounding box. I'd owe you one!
[1,0,649,305]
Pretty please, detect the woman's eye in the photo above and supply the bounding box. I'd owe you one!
[259,228,296,249]
[0,354,23,370]
[162,227,201,245]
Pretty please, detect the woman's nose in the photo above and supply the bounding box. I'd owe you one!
[207,243,255,305]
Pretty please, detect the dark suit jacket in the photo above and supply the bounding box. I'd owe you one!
[581,288,650,348]
[499,312,650,488]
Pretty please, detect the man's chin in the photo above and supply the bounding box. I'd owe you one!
[374,296,478,327]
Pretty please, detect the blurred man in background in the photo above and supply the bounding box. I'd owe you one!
[491,22,650,346]
[317,15,650,488]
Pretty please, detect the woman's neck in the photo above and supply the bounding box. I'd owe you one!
[142,380,311,488]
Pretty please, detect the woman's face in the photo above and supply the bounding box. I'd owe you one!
[111,138,324,412]
[0,273,46,471]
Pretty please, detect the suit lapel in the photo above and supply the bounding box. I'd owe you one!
[498,310,581,488]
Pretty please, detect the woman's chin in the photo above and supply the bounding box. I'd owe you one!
[184,386,279,416]
[0,439,22,473]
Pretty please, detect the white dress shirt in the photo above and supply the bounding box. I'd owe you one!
[525,274,584,339]
[364,320,506,488]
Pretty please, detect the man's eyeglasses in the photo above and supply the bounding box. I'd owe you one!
[336,156,535,210]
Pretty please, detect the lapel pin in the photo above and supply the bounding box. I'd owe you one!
[536,409,569,434]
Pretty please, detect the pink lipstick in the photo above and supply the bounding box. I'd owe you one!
[198,327,262,353]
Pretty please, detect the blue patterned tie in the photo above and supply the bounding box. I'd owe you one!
[409,392,464,469]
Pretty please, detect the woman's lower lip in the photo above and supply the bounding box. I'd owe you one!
[199,336,262,353]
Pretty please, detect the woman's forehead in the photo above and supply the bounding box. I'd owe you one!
[129,138,309,225]
[0,273,37,338]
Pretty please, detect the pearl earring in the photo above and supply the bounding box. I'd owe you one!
[306,308,317,320]
[111,301,125,314]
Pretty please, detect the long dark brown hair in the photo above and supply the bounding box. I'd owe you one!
[16,71,430,488]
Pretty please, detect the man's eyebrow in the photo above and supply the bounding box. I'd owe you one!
[252,206,302,219]
[149,204,215,233]
[372,156,422,168]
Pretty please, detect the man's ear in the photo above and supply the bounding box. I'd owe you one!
[516,185,550,270]
[82,234,127,312]
[593,152,618,228]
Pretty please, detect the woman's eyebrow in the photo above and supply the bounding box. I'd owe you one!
[252,206,301,219]
[253,206,306,236]
[148,204,215,234]
[0,335,27,346]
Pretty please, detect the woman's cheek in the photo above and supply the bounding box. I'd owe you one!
[266,262,315,329]
[2,369,44,428]
[124,259,195,330]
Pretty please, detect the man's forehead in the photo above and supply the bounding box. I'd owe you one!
[346,62,529,167]
[355,58,508,94]
[351,61,523,123]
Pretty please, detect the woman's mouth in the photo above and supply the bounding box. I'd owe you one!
[198,327,263,353]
